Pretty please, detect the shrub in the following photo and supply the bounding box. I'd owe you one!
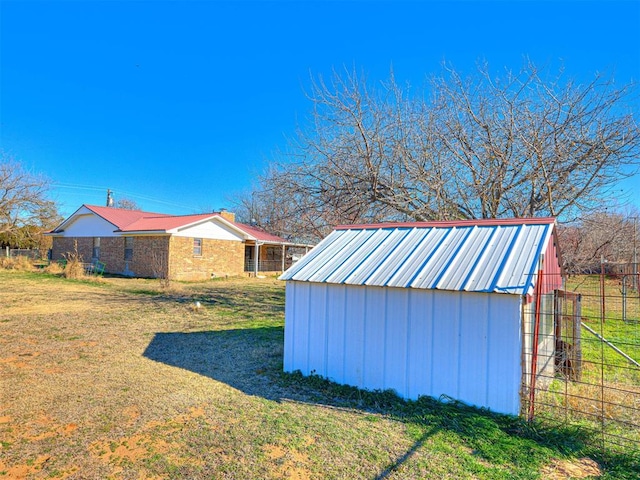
[0,255,35,271]
[63,241,85,279]
[43,261,64,275]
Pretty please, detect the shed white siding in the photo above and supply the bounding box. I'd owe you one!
[284,281,523,415]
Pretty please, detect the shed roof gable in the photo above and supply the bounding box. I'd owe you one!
[280,218,559,296]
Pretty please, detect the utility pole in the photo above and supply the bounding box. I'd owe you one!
[106,189,114,207]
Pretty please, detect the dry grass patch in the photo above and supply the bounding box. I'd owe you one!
[0,256,34,271]
[0,271,637,479]
[42,261,64,275]
[541,457,602,479]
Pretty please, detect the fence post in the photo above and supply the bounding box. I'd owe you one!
[600,257,606,323]
[254,243,261,277]
[281,245,285,272]
[528,266,545,422]
[622,276,627,323]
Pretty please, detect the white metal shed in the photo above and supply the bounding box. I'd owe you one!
[279,218,563,415]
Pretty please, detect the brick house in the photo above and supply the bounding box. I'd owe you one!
[48,204,304,280]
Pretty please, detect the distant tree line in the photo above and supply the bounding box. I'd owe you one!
[558,210,640,274]
[0,154,61,253]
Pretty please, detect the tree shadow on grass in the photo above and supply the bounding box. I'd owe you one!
[143,327,287,400]
[143,328,640,479]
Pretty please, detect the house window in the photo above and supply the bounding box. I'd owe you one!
[193,238,202,256]
[92,237,100,260]
[124,237,134,261]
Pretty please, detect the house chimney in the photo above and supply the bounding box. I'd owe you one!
[219,209,235,222]
[106,189,114,207]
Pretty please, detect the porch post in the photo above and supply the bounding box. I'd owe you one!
[254,242,261,276]
[281,245,285,272]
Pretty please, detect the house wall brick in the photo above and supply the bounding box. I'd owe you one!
[128,236,170,278]
[52,234,244,280]
[168,236,244,281]
[99,237,126,273]
[51,237,93,263]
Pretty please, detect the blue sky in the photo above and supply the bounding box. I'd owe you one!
[1,0,639,218]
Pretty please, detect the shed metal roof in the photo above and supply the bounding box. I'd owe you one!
[279,218,557,296]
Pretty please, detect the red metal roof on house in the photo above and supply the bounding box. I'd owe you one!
[120,213,219,232]
[233,221,290,243]
[82,205,288,243]
[84,204,170,229]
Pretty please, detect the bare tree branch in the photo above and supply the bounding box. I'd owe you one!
[247,61,640,241]
[0,154,57,237]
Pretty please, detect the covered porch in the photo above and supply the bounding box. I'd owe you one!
[244,241,312,276]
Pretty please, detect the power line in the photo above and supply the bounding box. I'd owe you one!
[50,182,199,212]
[51,182,104,192]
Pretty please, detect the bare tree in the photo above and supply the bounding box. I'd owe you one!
[558,209,639,273]
[247,70,412,241]
[255,62,640,240]
[0,202,62,252]
[0,155,58,238]
[429,61,639,219]
[116,197,141,210]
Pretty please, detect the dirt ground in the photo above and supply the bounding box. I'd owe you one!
[0,273,299,479]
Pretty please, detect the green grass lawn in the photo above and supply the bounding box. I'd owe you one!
[574,277,640,375]
[0,270,638,479]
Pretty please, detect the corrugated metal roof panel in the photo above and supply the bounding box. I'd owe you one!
[410,227,470,289]
[279,218,557,295]
[342,228,410,285]
[362,227,431,287]
[284,229,355,280]
[470,225,518,292]
[308,229,378,283]
[385,227,450,288]
[437,226,493,291]
[324,229,390,284]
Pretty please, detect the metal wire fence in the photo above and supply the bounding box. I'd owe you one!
[244,259,295,273]
[3,248,44,259]
[523,266,640,455]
